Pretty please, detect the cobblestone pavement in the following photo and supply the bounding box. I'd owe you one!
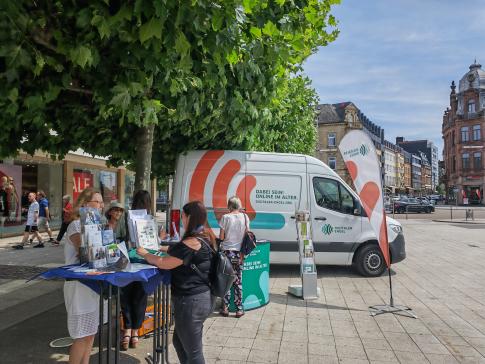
[1,219,485,363]
[177,219,485,364]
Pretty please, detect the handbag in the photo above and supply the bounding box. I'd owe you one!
[240,213,257,256]
[191,237,236,298]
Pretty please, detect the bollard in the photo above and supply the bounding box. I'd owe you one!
[406,205,408,220]
[450,205,453,220]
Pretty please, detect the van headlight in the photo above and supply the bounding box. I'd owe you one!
[390,224,402,234]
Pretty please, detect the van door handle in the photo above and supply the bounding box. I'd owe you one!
[314,216,327,221]
[290,216,295,219]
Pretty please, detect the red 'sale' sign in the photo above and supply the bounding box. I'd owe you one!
[73,171,94,202]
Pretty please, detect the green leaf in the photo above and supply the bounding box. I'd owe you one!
[110,85,131,111]
[262,21,279,37]
[24,95,44,110]
[212,12,224,31]
[70,46,93,68]
[249,26,262,38]
[175,32,191,56]
[139,17,163,43]
[7,88,18,103]
[275,0,285,5]
[226,50,239,64]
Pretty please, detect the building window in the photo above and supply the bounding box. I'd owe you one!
[473,125,481,141]
[474,152,482,169]
[468,100,476,114]
[452,131,455,145]
[452,156,456,173]
[327,132,336,147]
[328,156,336,170]
[461,127,469,142]
[462,153,470,170]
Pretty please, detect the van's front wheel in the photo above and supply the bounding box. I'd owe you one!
[355,244,386,277]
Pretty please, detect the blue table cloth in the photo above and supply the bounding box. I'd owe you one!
[37,265,171,294]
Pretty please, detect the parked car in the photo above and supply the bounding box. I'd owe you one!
[393,197,435,213]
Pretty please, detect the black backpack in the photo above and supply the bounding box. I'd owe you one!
[240,213,257,256]
[191,237,236,298]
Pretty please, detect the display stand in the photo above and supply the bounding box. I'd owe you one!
[36,265,171,364]
[288,211,320,299]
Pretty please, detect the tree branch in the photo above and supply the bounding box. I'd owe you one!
[31,34,58,53]
[65,86,93,95]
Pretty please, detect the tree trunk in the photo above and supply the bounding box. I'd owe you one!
[134,124,155,192]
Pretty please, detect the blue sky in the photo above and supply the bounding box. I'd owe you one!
[303,0,485,156]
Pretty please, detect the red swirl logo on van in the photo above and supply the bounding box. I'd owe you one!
[188,151,256,222]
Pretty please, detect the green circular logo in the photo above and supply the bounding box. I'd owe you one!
[322,224,333,235]
[360,144,370,156]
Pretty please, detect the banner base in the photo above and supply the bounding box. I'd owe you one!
[369,304,417,318]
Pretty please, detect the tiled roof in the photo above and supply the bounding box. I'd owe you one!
[315,102,352,124]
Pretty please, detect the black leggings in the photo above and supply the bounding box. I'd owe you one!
[56,222,69,242]
[120,282,148,330]
[172,290,213,364]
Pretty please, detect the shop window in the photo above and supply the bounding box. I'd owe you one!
[461,127,469,142]
[327,132,336,147]
[473,125,481,141]
[328,156,336,170]
[73,168,118,205]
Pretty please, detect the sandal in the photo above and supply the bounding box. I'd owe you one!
[121,335,130,351]
[130,335,139,349]
[219,308,229,317]
[235,311,245,318]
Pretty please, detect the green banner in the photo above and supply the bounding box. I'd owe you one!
[229,241,270,311]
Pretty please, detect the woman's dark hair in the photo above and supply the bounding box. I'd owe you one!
[182,201,216,248]
[131,190,152,213]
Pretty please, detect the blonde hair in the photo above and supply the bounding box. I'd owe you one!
[71,188,100,220]
[227,196,242,211]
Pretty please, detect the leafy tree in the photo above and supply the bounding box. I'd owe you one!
[0,1,339,188]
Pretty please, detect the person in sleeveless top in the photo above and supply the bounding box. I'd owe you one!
[218,196,249,318]
[137,201,215,364]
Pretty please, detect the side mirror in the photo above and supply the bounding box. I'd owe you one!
[353,208,361,216]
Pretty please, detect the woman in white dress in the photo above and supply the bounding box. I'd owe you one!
[64,187,104,364]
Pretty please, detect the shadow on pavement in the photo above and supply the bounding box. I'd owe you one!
[0,303,142,364]
[269,292,367,312]
[270,264,396,278]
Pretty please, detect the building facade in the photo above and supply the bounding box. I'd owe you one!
[442,61,485,204]
[0,150,136,236]
[411,154,422,191]
[403,150,412,192]
[384,140,398,193]
[316,102,384,187]
[396,137,439,191]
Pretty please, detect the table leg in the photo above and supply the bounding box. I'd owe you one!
[152,286,158,363]
[115,287,120,364]
[157,284,162,363]
[98,283,104,364]
[107,284,112,364]
[161,284,167,364]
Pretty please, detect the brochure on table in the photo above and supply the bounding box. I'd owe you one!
[80,207,129,271]
[127,209,160,251]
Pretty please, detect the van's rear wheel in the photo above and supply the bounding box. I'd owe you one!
[355,244,386,277]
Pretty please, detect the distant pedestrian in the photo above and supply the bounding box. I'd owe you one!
[52,195,73,246]
[6,176,19,222]
[0,176,8,228]
[12,192,42,249]
[36,190,55,246]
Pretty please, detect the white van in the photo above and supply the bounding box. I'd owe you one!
[170,150,406,277]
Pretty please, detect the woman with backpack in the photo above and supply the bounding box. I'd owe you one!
[217,196,250,318]
[137,201,215,364]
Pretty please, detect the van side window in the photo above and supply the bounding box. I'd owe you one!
[339,184,355,214]
[313,178,340,211]
[313,177,356,215]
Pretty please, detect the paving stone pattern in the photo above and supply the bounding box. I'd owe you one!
[166,220,485,363]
